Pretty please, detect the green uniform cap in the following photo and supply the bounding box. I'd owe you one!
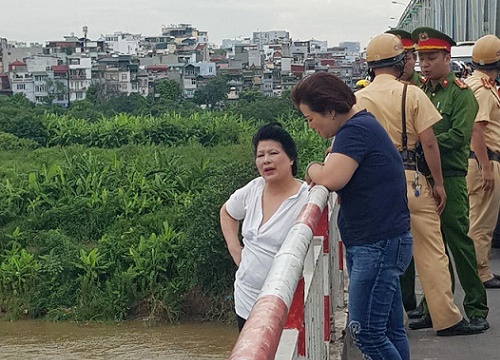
[411,27,456,53]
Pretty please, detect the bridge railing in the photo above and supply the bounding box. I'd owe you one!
[229,185,345,360]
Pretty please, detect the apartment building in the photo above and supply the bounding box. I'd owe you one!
[103,32,142,55]
[68,56,92,101]
[93,55,138,96]
[252,31,290,50]
[10,60,34,101]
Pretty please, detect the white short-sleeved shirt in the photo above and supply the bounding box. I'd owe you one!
[225,177,309,319]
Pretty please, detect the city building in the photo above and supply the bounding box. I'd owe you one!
[252,30,290,50]
[103,32,142,55]
[339,41,361,54]
[1,22,366,103]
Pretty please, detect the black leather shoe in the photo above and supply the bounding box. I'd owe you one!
[483,277,500,288]
[407,303,424,319]
[436,319,484,336]
[470,317,490,331]
[409,314,433,330]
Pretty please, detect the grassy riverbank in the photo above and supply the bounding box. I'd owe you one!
[0,96,327,323]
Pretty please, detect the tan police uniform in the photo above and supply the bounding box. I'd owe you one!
[356,74,462,330]
[465,70,500,282]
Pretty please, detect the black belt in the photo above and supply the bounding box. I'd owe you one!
[470,150,500,162]
[488,149,500,163]
[403,163,417,170]
[443,170,468,177]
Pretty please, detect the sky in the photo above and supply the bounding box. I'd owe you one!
[1,0,409,49]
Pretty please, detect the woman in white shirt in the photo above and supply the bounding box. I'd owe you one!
[220,123,309,331]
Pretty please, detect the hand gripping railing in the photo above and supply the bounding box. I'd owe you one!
[229,185,330,360]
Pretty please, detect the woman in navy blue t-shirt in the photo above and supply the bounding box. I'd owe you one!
[292,72,412,360]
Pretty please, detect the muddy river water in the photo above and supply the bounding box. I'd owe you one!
[0,320,239,359]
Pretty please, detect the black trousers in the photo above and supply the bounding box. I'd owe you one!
[237,314,246,332]
[493,208,500,248]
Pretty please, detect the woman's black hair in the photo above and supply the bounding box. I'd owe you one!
[291,72,356,115]
[252,122,298,176]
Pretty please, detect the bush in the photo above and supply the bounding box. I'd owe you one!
[180,155,255,295]
[0,99,331,323]
[0,132,39,150]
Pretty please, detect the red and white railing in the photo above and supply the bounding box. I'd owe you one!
[229,186,345,360]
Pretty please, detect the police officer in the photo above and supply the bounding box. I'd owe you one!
[386,29,423,86]
[386,29,422,312]
[411,26,489,331]
[356,33,482,336]
[465,35,500,288]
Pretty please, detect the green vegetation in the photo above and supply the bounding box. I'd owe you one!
[0,90,327,324]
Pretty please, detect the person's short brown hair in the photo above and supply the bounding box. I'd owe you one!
[291,72,356,115]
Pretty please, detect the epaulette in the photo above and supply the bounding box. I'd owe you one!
[481,78,492,89]
[420,76,428,84]
[454,78,469,89]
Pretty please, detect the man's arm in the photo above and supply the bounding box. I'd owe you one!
[471,121,494,191]
[419,127,446,214]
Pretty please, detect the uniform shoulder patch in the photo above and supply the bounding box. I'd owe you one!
[420,76,428,84]
[481,77,492,89]
[454,78,469,89]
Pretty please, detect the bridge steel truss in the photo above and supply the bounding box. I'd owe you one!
[396,0,500,42]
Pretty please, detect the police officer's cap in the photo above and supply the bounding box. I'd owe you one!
[385,29,415,52]
[411,27,456,53]
[366,33,405,69]
[472,35,500,70]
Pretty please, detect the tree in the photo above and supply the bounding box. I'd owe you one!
[155,80,182,101]
[192,76,229,109]
[86,83,107,106]
[45,78,68,106]
[65,100,102,122]
[238,89,266,103]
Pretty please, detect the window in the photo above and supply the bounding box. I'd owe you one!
[76,92,84,99]
[121,73,128,80]
[16,84,26,90]
[121,83,128,90]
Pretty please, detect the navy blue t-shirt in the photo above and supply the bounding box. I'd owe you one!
[331,110,410,246]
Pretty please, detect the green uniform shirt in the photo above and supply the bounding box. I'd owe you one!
[421,71,479,176]
[410,72,424,87]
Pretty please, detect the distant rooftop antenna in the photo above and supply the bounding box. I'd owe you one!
[83,26,88,39]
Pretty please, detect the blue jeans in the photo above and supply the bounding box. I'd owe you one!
[346,231,413,360]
